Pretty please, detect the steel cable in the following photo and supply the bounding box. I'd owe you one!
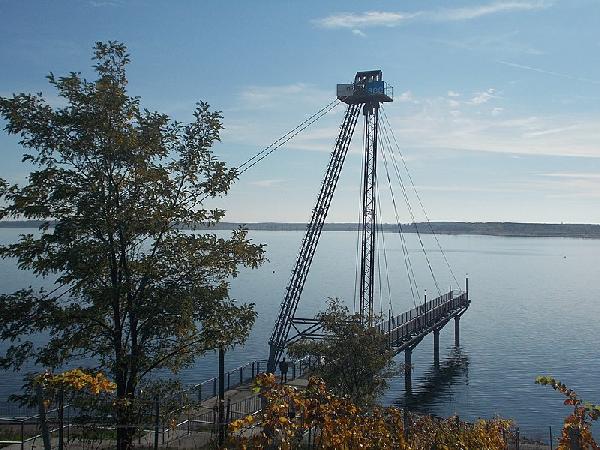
[379,113,442,296]
[381,106,460,289]
[237,100,340,176]
[377,132,420,307]
[376,183,394,317]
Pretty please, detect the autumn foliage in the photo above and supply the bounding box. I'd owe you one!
[536,376,600,449]
[227,373,511,449]
[37,369,116,395]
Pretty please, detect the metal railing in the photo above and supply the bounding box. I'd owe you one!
[376,290,469,346]
[190,355,315,403]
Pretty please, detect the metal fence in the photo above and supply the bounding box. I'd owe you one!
[376,290,469,345]
[0,401,584,449]
[190,356,316,403]
[0,356,317,449]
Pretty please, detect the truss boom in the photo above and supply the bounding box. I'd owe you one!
[267,104,361,372]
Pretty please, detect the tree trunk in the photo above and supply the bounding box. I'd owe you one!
[36,384,51,450]
[116,403,136,450]
[116,372,138,450]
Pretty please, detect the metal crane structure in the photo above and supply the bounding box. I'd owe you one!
[265,70,470,379]
[267,70,393,372]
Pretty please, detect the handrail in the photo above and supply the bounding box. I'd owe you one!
[376,290,467,332]
[381,291,470,347]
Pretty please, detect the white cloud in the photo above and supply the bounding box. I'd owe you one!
[88,0,121,7]
[524,124,580,137]
[233,83,331,111]
[250,179,285,188]
[223,96,345,156]
[497,61,600,84]
[314,11,419,29]
[240,83,308,105]
[541,173,600,179]
[397,91,413,102]
[468,88,497,105]
[431,1,551,21]
[447,91,460,97]
[435,31,545,56]
[224,81,600,167]
[382,93,600,158]
[533,174,600,199]
[352,29,367,37]
[313,1,552,31]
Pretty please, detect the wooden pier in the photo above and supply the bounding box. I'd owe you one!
[376,282,470,391]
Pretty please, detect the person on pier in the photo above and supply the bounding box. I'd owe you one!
[279,358,289,383]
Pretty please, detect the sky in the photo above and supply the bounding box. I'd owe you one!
[1,0,599,224]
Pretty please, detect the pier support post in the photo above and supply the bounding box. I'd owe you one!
[404,348,412,392]
[218,346,225,446]
[454,316,460,347]
[433,329,440,367]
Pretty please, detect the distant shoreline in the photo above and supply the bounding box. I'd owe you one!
[2,220,600,239]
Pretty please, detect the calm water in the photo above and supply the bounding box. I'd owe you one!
[1,227,599,439]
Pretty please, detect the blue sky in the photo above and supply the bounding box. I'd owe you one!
[1,0,599,223]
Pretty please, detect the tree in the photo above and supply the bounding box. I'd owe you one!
[0,41,265,449]
[288,298,397,406]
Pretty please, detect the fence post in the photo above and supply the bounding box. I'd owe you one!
[424,291,427,325]
[213,378,217,398]
[58,385,64,450]
[218,346,226,447]
[198,383,202,403]
[403,409,410,441]
[226,398,231,427]
[240,367,243,385]
[515,427,520,450]
[388,309,392,347]
[549,425,553,450]
[252,361,255,379]
[154,395,159,450]
[36,382,51,450]
[454,316,460,346]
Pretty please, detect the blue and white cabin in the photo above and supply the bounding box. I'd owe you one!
[336,70,394,105]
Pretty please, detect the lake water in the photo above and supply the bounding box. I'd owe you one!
[1,227,599,439]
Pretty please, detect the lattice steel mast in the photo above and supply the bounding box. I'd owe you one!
[267,70,393,373]
[359,100,379,326]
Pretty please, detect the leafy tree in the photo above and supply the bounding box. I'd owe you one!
[0,41,264,449]
[288,298,397,406]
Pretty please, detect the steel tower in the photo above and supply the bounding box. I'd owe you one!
[267,70,393,372]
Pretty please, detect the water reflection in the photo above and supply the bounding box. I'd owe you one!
[395,347,469,413]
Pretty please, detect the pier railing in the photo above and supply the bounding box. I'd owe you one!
[376,290,469,348]
[191,356,316,402]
